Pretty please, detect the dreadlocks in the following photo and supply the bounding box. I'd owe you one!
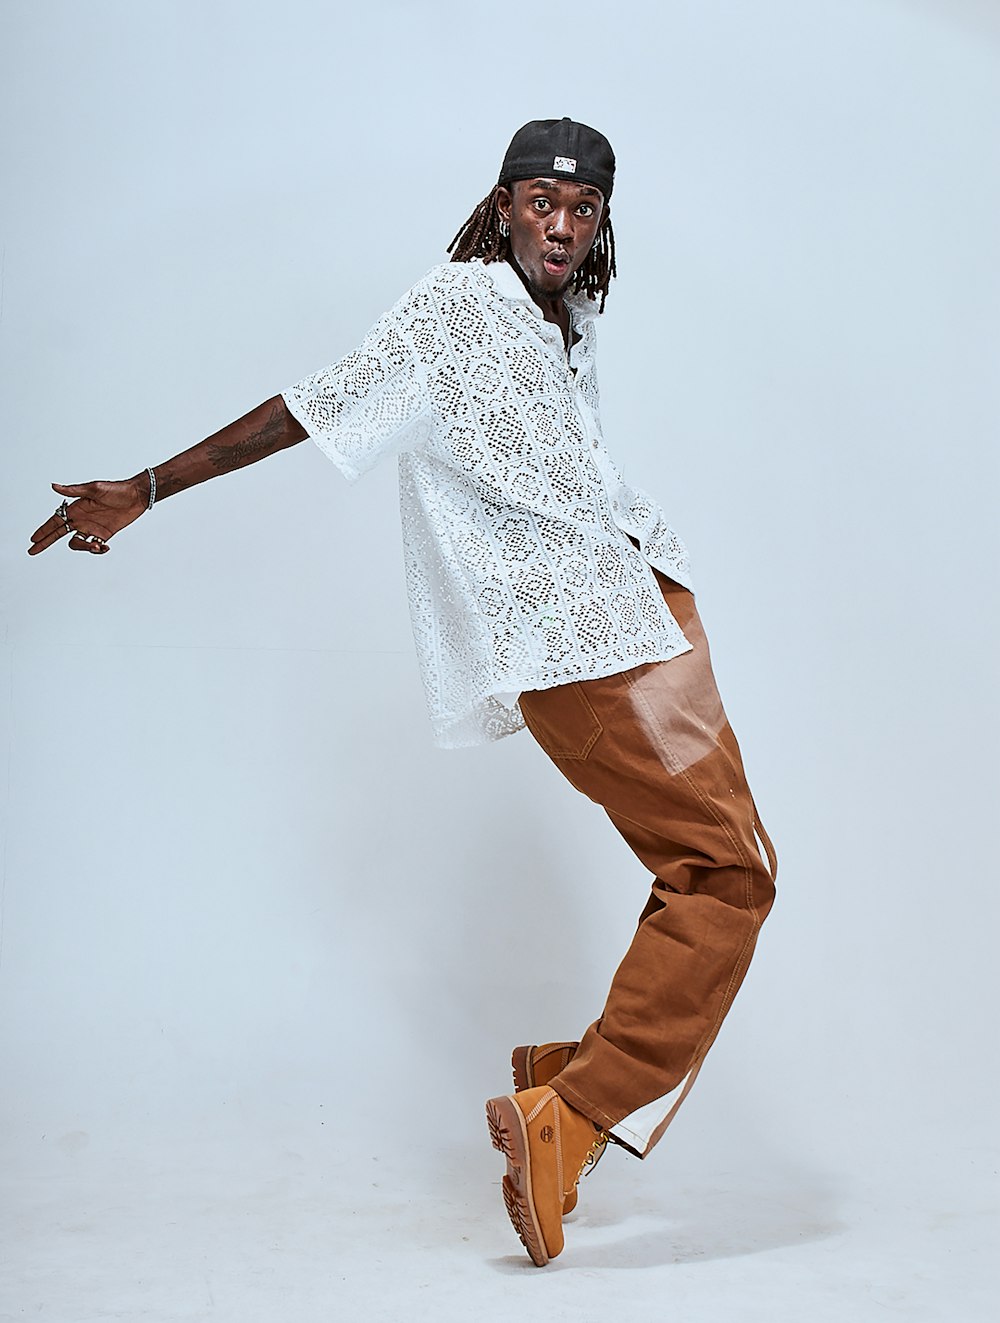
[447,184,617,313]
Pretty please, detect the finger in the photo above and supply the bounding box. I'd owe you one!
[68,533,110,555]
[29,514,68,544]
[52,482,97,497]
[27,525,68,555]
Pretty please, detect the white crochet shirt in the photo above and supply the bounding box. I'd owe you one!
[283,259,694,748]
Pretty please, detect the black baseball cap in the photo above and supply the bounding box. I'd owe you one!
[499,117,615,200]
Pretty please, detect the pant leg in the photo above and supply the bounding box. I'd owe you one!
[517,576,777,1157]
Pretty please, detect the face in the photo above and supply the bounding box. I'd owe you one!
[496,177,605,302]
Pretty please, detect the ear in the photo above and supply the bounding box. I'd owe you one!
[495,184,513,225]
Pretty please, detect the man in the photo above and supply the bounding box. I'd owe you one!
[28,118,777,1266]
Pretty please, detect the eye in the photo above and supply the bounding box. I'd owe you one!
[532,198,551,212]
[577,203,595,217]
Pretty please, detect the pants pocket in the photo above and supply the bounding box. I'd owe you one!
[519,681,603,760]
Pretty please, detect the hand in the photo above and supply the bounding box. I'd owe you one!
[27,477,148,556]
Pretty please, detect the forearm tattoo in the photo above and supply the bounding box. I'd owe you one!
[154,471,187,499]
[206,401,287,472]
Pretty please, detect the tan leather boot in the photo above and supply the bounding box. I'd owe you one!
[511,1041,578,1092]
[512,1043,582,1213]
[486,1085,607,1266]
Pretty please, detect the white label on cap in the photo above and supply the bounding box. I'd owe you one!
[553,156,577,172]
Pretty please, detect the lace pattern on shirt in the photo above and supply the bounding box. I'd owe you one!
[284,260,693,748]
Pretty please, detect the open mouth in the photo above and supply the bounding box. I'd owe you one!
[543,249,571,276]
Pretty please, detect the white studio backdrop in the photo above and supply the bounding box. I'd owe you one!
[1,0,997,1319]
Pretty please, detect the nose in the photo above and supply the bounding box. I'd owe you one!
[546,208,574,243]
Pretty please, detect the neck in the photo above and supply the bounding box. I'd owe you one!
[507,256,568,327]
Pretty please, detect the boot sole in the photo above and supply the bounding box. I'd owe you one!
[511,1045,535,1093]
[486,1094,549,1267]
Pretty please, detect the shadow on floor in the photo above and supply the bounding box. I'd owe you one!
[486,1169,847,1273]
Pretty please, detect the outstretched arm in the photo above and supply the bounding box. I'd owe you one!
[27,395,308,555]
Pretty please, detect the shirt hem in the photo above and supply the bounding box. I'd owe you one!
[430,633,693,749]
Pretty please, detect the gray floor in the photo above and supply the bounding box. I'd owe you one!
[3,1113,995,1322]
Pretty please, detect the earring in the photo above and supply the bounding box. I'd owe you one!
[499,218,510,239]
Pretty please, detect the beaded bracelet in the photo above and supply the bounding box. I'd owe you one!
[146,466,156,511]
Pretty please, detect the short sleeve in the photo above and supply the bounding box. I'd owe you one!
[282,282,434,482]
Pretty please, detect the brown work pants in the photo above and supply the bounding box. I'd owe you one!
[518,574,777,1158]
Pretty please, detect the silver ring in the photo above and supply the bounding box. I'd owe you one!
[55,500,73,535]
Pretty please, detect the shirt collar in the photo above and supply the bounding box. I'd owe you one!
[473,258,602,326]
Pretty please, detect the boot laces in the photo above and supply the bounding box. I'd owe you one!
[576,1130,608,1183]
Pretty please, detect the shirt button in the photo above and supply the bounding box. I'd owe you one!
[591,439,599,448]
